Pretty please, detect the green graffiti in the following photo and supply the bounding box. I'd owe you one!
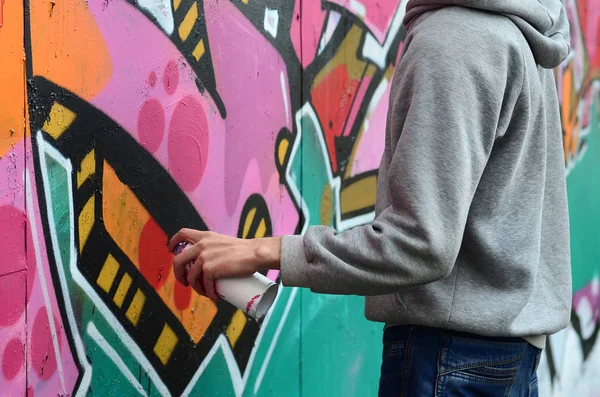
[568,102,600,292]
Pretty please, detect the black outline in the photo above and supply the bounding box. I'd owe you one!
[26,77,278,394]
[21,0,412,393]
[126,0,227,117]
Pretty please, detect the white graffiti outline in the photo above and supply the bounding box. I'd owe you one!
[25,170,67,392]
[36,132,170,395]
[295,103,375,231]
[264,7,279,39]
[31,136,94,396]
[254,287,298,394]
[361,0,408,68]
[86,322,148,396]
[36,131,303,396]
[136,0,174,35]
[179,115,308,394]
[286,109,311,234]
[318,11,342,56]
[349,0,366,18]
[281,71,291,126]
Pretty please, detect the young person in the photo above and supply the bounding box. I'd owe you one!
[170,1,572,395]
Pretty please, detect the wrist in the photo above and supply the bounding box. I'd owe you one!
[252,237,281,271]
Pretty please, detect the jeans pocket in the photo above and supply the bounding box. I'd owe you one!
[458,359,520,381]
[436,335,525,397]
[379,341,406,397]
[382,340,406,359]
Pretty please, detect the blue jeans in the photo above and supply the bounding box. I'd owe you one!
[379,325,541,396]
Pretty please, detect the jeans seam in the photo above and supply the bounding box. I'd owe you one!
[449,371,517,384]
[518,345,533,396]
[438,353,526,377]
[511,344,528,397]
[399,327,415,396]
[434,335,448,397]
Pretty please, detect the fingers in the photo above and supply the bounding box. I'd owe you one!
[172,243,201,287]
[203,270,219,302]
[168,228,206,251]
[169,229,227,303]
[173,243,200,270]
[187,259,206,297]
[168,228,191,251]
[173,259,189,287]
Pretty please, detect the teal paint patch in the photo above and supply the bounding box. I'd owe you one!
[45,153,71,271]
[567,102,600,292]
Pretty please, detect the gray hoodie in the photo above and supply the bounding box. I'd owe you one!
[281,0,572,349]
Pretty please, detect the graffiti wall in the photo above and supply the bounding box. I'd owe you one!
[0,0,597,396]
[538,0,600,395]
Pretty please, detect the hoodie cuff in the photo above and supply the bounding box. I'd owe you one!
[280,235,311,289]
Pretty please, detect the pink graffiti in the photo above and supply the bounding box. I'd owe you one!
[575,0,600,64]
[137,98,166,154]
[291,0,327,67]
[0,142,78,395]
[89,0,299,247]
[167,95,209,192]
[342,75,373,138]
[326,0,402,43]
[574,281,600,324]
[348,78,391,177]
[205,0,294,215]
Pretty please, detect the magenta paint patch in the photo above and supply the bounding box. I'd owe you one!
[148,71,157,87]
[0,271,26,328]
[163,60,180,95]
[87,0,299,242]
[292,0,327,67]
[2,338,24,380]
[0,262,32,329]
[245,294,261,315]
[0,206,28,276]
[137,98,166,154]
[31,307,62,380]
[167,95,209,191]
[0,142,80,395]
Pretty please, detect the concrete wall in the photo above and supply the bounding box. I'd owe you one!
[0,0,597,396]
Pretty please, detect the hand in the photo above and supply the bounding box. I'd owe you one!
[168,228,281,302]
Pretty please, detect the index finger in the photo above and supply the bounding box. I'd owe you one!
[168,228,200,251]
[173,257,190,287]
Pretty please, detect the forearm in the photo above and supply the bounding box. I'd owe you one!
[279,217,457,296]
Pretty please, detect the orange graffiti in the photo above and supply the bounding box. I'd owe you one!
[30,0,112,100]
[561,62,581,162]
[0,0,26,157]
[102,162,217,343]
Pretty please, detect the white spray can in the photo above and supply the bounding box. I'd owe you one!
[172,241,278,320]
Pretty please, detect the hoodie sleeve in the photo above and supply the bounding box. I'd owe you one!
[280,26,524,295]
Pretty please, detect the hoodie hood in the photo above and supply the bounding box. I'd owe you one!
[403,0,571,68]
